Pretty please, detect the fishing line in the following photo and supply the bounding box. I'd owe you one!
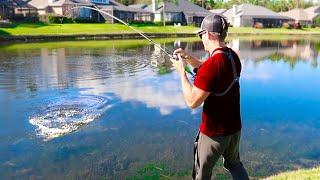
[66,6,194,75]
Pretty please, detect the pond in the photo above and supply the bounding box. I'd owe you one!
[0,36,320,179]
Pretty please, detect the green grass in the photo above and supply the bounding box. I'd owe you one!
[0,23,198,36]
[265,167,320,180]
[0,37,199,51]
[1,23,320,36]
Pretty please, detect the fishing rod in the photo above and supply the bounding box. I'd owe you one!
[67,6,194,75]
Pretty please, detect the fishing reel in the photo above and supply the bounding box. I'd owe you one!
[170,53,195,76]
[171,53,180,61]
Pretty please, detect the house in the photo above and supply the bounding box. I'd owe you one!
[25,0,106,21]
[23,0,152,23]
[305,5,320,24]
[223,4,292,27]
[13,0,38,21]
[0,0,37,21]
[279,6,320,26]
[279,9,311,26]
[141,0,212,26]
[100,0,152,23]
[0,0,15,20]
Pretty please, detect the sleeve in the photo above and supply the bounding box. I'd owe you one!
[194,56,222,92]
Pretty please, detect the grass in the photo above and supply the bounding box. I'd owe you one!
[264,167,320,180]
[1,23,320,36]
[0,37,199,51]
[0,23,198,36]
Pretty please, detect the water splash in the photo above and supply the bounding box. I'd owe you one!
[29,95,111,141]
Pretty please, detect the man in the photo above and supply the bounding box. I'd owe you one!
[170,14,249,180]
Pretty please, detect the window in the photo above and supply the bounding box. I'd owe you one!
[91,0,109,4]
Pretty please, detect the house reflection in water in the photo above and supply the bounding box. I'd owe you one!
[229,39,320,68]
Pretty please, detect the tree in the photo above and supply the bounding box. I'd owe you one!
[159,0,177,26]
[316,16,320,26]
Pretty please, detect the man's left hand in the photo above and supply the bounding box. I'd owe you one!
[170,54,187,76]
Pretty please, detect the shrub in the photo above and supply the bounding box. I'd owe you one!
[45,14,74,24]
[306,24,315,28]
[254,22,264,29]
[315,16,320,27]
[282,22,291,29]
[293,22,301,29]
[0,20,12,28]
[74,18,100,23]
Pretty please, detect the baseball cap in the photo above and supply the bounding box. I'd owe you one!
[196,14,228,36]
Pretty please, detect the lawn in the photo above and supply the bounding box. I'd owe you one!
[0,23,198,36]
[265,166,320,180]
[1,23,320,36]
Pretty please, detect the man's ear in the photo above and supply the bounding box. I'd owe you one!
[208,32,219,41]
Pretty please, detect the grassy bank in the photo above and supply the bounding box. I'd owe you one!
[265,167,320,180]
[0,23,197,36]
[1,23,320,36]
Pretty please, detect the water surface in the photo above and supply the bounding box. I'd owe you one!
[0,37,320,179]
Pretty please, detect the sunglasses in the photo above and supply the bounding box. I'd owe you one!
[198,30,206,39]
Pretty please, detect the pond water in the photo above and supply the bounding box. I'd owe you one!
[0,36,320,179]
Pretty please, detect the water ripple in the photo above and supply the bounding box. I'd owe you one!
[29,95,112,141]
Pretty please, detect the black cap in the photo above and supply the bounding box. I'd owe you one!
[196,14,228,35]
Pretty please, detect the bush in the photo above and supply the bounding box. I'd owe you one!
[282,22,291,29]
[129,21,159,27]
[43,15,74,24]
[315,16,320,25]
[74,18,100,23]
[0,20,12,28]
[306,24,315,28]
[254,22,264,29]
[293,22,301,29]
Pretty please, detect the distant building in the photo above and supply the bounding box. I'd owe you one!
[141,0,212,26]
[101,0,152,23]
[0,0,14,20]
[19,0,152,23]
[223,4,292,27]
[279,6,320,25]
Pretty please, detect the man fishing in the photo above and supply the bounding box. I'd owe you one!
[170,14,249,180]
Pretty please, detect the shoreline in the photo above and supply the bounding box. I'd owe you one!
[1,32,320,43]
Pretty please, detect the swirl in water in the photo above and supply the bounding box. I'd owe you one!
[29,95,112,141]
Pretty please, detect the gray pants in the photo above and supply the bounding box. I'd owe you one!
[192,131,249,180]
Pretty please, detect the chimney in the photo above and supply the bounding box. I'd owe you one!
[152,0,157,12]
[232,4,238,17]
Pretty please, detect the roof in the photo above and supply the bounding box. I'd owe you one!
[224,3,292,20]
[1,0,34,8]
[305,5,320,13]
[27,0,68,9]
[128,3,148,9]
[279,8,311,21]
[101,0,151,13]
[209,9,227,15]
[145,0,212,17]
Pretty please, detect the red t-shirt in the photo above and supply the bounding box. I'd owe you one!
[194,47,242,137]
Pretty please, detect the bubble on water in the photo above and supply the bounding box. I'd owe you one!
[29,95,112,141]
